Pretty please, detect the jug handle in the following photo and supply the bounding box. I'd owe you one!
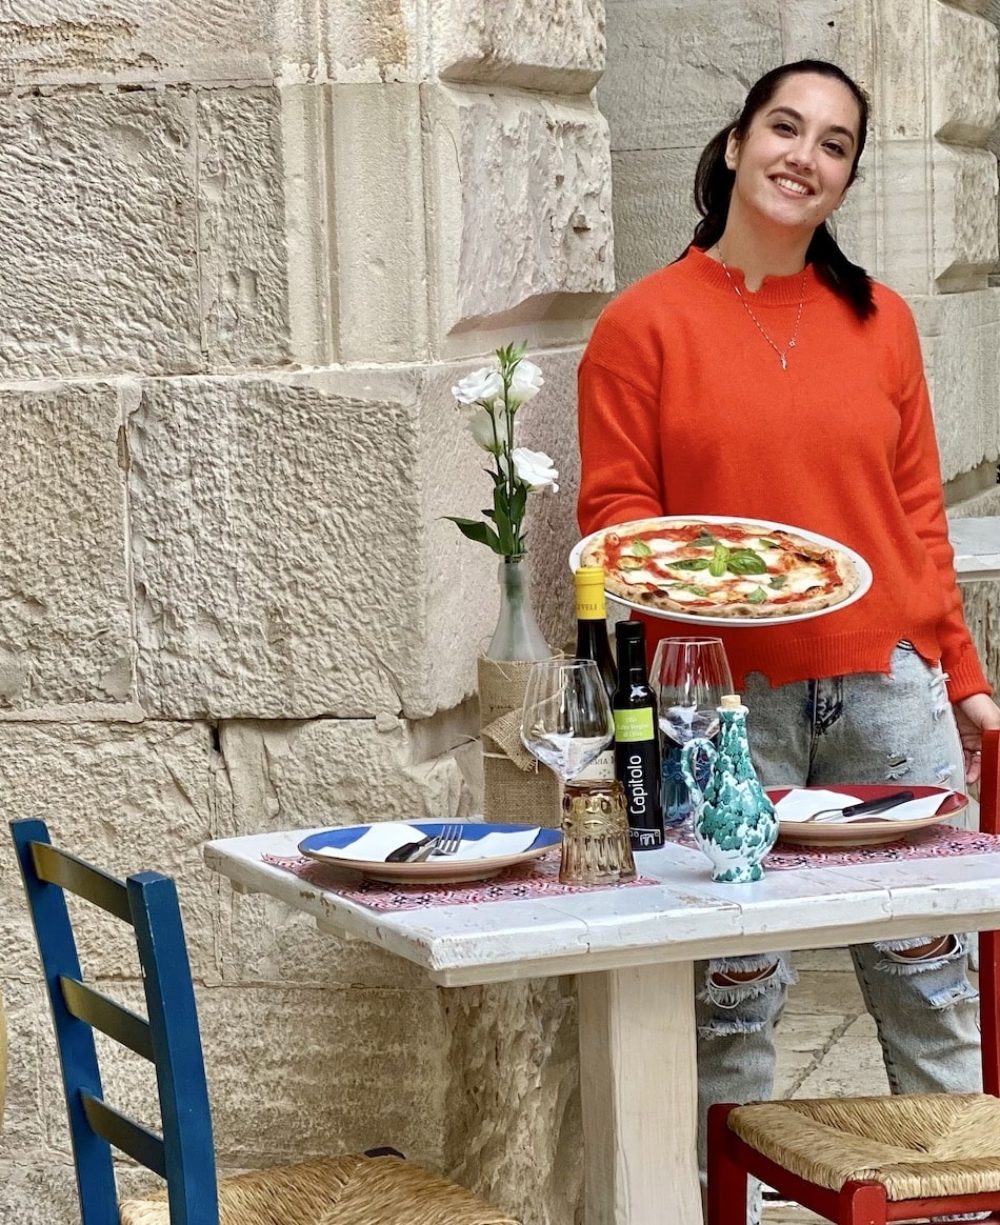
[681,737,717,802]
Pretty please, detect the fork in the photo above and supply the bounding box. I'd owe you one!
[433,824,463,857]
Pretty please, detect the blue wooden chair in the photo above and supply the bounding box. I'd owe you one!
[11,819,520,1225]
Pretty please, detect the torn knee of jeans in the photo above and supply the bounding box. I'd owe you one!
[885,752,911,780]
[873,933,966,976]
[697,1015,769,1039]
[932,761,956,784]
[701,955,795,1009]
[929,668,951,721]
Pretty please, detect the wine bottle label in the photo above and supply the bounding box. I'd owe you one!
[576,748,616,782]
[613,707,655,742]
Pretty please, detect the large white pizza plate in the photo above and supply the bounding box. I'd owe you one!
[569,514,873,627]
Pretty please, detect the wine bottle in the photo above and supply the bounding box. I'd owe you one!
[613,621,664,850]
[574,567,617,783]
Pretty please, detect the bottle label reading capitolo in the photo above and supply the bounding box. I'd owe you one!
[614,707,663,849]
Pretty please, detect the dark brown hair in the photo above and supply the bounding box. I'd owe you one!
[691,60,875,320]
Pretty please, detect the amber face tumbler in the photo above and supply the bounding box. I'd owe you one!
[559,779,637,886]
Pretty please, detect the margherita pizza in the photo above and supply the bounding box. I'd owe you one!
[579,518,861,619]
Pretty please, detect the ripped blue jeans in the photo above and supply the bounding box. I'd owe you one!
[696,645,981,1216]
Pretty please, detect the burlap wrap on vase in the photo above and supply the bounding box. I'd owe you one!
[478,656,561,829]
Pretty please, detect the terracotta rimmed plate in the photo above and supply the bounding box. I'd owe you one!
[568,514,872,627]
[297,821,561,884]
[770,784,967,848]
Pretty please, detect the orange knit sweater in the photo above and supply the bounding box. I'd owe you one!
[577,246,990,703]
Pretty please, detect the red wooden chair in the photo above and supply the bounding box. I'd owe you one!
[708,726,1000,1225]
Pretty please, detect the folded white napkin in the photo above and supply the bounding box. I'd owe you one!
[775,789,951,824]
[324,823,540,862]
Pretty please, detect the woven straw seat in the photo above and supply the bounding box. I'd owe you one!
[120,1153,520,1225]
[729,1093,1000,1201]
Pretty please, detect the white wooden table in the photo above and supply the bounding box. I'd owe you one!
[205,828,1000,1225]
[950,515,1000,584]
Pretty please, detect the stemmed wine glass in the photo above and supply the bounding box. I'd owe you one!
[520,659,635,885]
[650,637,734,827]
[520,659,614,784]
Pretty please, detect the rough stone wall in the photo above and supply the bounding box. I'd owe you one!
[2,5,998,1225]
[0,2,607,1221]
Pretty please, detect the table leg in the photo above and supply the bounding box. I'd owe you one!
[577,961,700,1225]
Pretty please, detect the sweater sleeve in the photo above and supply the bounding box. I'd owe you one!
[892,303,991,702]
[577,314,665,534]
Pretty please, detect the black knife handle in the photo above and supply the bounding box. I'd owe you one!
[841,790,915,817]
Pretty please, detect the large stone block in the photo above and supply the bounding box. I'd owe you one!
[443,977,581,1225]
[876,142,998,294]
[0,381,134,715]
[930,2,1000,143]
[601,0,781,152]
[609,147,700,289]
[197,89,290,369]
[431,0,604,93]
[129,367,508,719]
[323,0,422,83]
[912,289,1000,481]
[0,721,223,984]
[0,0,290,85]
[777,0,873,75]
[424,85,614,346]
[329,84,428,362]
[0,89,202,378]
[203,984,448,1166]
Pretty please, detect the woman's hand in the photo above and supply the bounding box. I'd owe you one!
[954,693,1000,785]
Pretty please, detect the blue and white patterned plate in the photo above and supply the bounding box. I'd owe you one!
[297,821,561,884]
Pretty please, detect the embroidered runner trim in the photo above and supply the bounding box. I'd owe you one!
[665,822,1000,871]
[261,850,658,911]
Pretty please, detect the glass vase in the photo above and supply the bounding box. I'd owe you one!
[485,556,550,662]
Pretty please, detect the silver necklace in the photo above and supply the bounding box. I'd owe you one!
[715,246,806,371]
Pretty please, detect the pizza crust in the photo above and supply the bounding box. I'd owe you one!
[579,519,860,619]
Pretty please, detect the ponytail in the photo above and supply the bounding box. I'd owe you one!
[687,61,877,322]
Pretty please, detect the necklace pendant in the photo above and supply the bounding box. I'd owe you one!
[780,354,788,371]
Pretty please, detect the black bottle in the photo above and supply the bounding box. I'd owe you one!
[613,621,664,850]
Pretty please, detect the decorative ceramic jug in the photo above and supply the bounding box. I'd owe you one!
[680,694,778,883]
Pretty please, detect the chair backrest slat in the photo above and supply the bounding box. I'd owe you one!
[59,977,154,1062]
[30,842,131,922]
[10,818,220,1225]
[80,1092,167,1178]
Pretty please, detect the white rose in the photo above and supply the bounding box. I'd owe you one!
[511,447,559,493]
[452,366,503,406]
[466,408,511,454]
[508,359,544,405]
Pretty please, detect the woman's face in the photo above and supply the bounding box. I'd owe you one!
[725,72,862,235]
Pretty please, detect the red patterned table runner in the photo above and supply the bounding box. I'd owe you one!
[261,850,659,911]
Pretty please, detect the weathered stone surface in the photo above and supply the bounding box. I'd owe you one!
[130,367,513,719]
[0,90,202,378]
[777,0,872,72]
[0,721,222,982]
[424,86,614,341]
[431,0,604,93]
[323,0,421,83]
[329,84,428,362]
[0,0,285,85]
[203,983,449,1167]
[198,89,290,369]
[443,977,581,1225]
[609,147,700,288]
[601,0,781,152]
[930,2,1000,143]
[912,289,1000,481]
[0,979,57,1154]
[0,382,133,713]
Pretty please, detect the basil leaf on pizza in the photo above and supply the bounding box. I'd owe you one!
[578,518,860,619]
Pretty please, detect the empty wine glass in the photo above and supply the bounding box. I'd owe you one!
[521,658,634,885]
[520,659,614,783]
[650,637,734,827]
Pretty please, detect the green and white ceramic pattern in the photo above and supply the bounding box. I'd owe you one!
[680,696,778,883]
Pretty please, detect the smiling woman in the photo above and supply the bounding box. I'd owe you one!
[576,56,1000,1223]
